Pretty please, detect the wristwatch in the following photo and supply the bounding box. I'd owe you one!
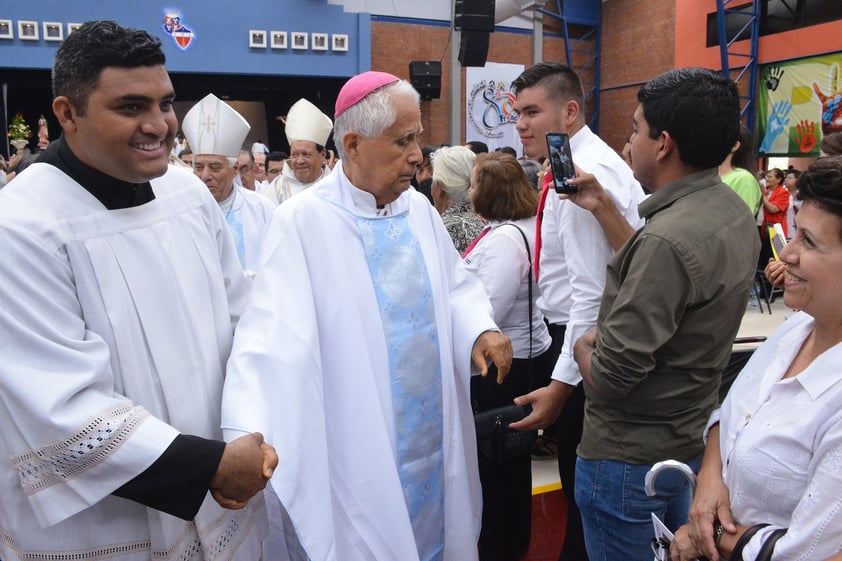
[714,521,726,548]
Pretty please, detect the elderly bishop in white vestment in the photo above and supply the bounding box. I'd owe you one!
[222,72,511,561]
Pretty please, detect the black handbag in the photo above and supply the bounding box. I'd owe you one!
[474,404,536,463]
[473,224,538,463]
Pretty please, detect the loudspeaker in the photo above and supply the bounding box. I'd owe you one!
[454,0,496,32]
[409,61,442,100]
[458,30,490,67]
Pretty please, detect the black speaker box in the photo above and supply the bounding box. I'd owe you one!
[454,0,496,32]
[458,30,490,67]
[409,61,442,100]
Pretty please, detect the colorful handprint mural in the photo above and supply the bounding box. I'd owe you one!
[812,63,842,134]
[757,53,842,157]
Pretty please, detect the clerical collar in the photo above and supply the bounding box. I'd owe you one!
[38,136,156,210]
[347,181,392,217]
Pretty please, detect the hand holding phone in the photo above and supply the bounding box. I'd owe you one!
[545,132,576,194]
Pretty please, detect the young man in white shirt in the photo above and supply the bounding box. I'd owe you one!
[509,62,645,561]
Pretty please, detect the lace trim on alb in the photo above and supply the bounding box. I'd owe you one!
[12,405,149,495]
[150,520,201,561]
[151,499,262,560]
[1,529,150,560]
[202,501,261,561]
[1,500,262,561]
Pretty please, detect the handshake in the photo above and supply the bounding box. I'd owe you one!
[210,432,279,510]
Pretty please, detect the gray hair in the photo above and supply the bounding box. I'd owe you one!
[519,159,542,191]
[431,146,476,205]
[333,79,420,161]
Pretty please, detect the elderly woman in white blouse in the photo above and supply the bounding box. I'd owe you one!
[670,156,842,561]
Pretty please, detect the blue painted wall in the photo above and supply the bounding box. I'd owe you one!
[0,1,370,77]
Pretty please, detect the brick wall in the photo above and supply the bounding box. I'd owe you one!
[600,0,676,153]
[371,20,568,147]
[371,0,675,154]
[371,21,452,146]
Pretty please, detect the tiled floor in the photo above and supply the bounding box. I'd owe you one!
[523,297,794,560]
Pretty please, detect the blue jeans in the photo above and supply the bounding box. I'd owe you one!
[574,455,702,561]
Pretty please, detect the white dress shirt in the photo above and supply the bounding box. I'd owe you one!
[541,125,646,385]
[464,218,551,359]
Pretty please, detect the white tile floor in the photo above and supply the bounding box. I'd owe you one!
[531,296,795,490]
[532,453,562,490]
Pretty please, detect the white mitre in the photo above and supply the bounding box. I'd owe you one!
[183,93,250,163]
[285,98,333,147]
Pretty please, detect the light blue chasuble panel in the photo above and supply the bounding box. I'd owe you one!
[224,210,246,268]
[357,212,445,561]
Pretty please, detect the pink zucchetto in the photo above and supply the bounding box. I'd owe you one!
[334,71,400,119]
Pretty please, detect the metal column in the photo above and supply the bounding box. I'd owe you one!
[716,0,760,132]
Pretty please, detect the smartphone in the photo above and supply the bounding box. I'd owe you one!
[769,223,787,260]
[545,132,576,194]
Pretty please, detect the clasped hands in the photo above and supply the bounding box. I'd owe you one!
[670,470,735,561]
[210,432,278,510]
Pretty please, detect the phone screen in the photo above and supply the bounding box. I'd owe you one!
[545,132,576,194]
[769,224,787,260]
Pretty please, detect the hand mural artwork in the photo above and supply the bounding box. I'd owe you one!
[759,100,792,154]
[795,120,818,153]
[813,63,842,133]
[766,67,783,91]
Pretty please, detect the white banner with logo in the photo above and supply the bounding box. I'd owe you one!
[466,62,525,155]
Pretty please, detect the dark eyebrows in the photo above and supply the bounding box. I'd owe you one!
[513,101,540,114]
[116,91,176,104]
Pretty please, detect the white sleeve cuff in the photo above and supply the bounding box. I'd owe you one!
[550,355,583,387]
[703,408,721,444]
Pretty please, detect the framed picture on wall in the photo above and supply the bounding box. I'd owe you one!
[18,20,39,41]
[332,34,349,52]
[0,20,13,40]
[67,23,82,35]
[43,21,63,42]
[271,31,287,49]
[249,30,267,49]
[291,32,307,50]
[312,33,328,51]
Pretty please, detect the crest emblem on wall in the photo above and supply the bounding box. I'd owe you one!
[163,11,194,50]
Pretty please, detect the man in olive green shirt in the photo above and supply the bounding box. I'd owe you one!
[571,68,760,561]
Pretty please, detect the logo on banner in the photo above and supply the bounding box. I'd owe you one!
[163,11,194,50]
[467,80,518,139]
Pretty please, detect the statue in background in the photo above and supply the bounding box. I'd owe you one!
[37,114,49,150]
